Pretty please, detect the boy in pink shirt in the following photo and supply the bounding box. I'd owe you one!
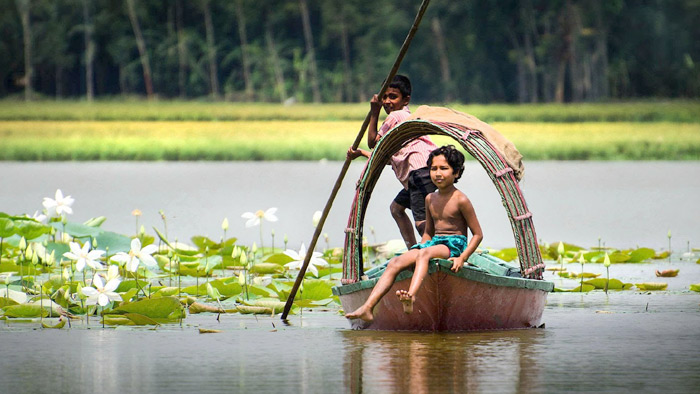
[347,75,438,248]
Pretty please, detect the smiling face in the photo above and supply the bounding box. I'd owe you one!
[382,87,410,114]
[429,154,458,189]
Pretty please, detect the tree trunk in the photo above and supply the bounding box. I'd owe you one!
[201,0,219,99]
[235,0,254,101]
[522,0,538,102]
[431,17,453,102]
[126,0,154,99]
[175,0,187,98]
[567,0,583,102]
[265,12,287,103]
[55,64,63,98]
[298,0,321,102]
[82,0,95,101]
[339,3,353,102]
[508,30,527,103]
[16,0,32,101]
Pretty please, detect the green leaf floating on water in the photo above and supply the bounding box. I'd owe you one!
[628,248,656,263]
[41,318,66,329]
[553,284,596,292]
[2,304,49,318]
[583,278,633,290]
[265,253,294,265]
[94,231,133,254]
[689,284,700,292]
[298,280,333,300]
[241,299,287,314]
[635,282,668,291]
[124,313,160,326]
[182,278,242,297]
[249,263,284,274]
[112,296,183,320]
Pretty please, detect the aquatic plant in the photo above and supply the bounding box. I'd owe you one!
[42,189,74,218]
[242,207,277,252]
[63,241,105,272]
[284,244,328,278]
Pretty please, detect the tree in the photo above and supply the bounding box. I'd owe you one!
[82,0,95,101]
[201,0,219,99]
[15,0,32,101]
[125,0,154,99]
[298,0,321,102]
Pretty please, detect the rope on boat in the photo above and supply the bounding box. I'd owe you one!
[341,119,545,283]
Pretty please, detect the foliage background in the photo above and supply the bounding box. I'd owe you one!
[2,0,700,103]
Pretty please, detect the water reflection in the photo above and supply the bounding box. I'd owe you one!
[342,329,545,393]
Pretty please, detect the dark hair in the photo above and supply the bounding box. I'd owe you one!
[389,75,411,98]
[427,145,465,183]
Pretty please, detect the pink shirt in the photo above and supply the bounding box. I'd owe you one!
[378,106,437,189]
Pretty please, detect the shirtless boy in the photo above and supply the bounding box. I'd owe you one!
[346,145,483,322]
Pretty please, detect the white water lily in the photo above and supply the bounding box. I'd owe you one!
[63,241,105,271]
[284,243,328,277]
[42,189,74,217]
[111,238,158,272]
[30,210,47,223]
[81,273,122,306]
[241,207,278,228]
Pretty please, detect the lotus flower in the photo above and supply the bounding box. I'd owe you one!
[81,272,122,306]
[284,243,328,277]
[111,238,158,272]
[63,241,105,271]
[241,208,278,228]
[42,189,74,217]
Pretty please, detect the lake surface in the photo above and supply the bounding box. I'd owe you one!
[1,161,700,393]
[2,161,699,251]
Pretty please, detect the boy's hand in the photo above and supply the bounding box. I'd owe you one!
[449,256,466,272]
[370,94,382,114]
[347,147,368,160]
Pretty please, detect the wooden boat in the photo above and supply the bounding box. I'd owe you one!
[332,109,553,331]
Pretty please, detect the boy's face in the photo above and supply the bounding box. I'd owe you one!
[382,87,410,114]
[429,155,457,188]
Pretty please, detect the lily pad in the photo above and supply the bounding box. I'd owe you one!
[628,248,656,263]
[689,284,700,292]
[124,312,160,326]
[52,221,103,238]
[236,305,273,315]
[655,269,679,277]
[0,217,15,238]
[241,298,286,314]
[583,278,631,290]
[265,253,294,265]
[298,280,333,300]
[3,304,49,318]
[41,318,66,329]
[94,231,133,254]
[112,296,183,319]
[250,263,285,274]
[14,220,51,240]
[635,282,668,291]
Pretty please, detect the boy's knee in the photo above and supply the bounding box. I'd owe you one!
[390,201,406,218]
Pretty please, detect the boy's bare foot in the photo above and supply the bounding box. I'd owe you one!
[345,305,374,322]
[396,289,414,314]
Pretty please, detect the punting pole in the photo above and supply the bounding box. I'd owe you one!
[281,0,432,320]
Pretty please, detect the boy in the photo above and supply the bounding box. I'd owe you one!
[346,145,483,322]
[347,75,438,249]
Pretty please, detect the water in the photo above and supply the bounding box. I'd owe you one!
[2,161,699,250]
[1,161,700,392]
[1,288,699,393]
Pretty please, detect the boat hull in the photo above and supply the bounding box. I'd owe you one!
[334,258,552,331]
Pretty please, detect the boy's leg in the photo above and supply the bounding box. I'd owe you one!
[397,245,450,313]
[390,200,417,248]
[391,189,417,248]
[407,167,437,238]
[345,249,421,322]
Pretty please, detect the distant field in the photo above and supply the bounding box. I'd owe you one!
[1,99,699,123]
[2,120,699,161]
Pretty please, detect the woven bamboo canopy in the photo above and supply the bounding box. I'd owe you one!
[341,117,546,284]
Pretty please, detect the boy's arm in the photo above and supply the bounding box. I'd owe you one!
[347,147,371,160]
[367,94,382,149]
[420,194,435,243]
[450,196,484,272]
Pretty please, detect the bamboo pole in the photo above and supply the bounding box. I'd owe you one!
[281,0,432,320]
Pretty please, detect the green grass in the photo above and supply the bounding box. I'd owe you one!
[2,99,699,122]
[2,120,699,161]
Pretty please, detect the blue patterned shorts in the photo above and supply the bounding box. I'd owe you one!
[410,235,468,258]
